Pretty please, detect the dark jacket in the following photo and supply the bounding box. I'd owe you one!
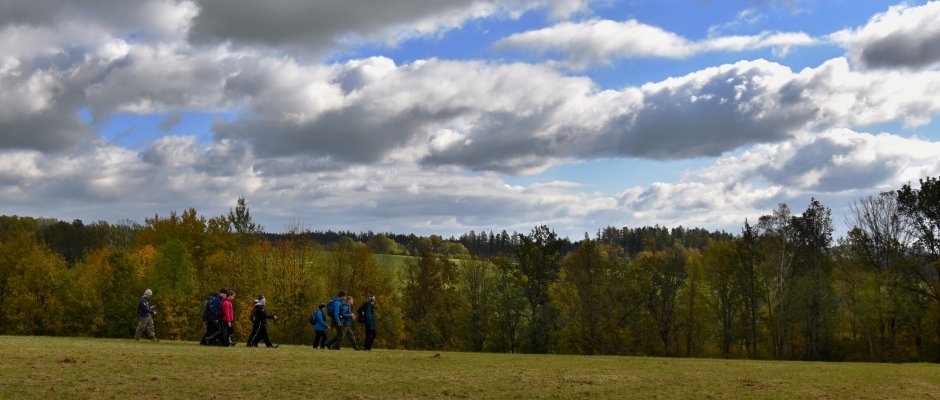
[137,296,154,317]
[360,302,376,328]
[253,304,275,324]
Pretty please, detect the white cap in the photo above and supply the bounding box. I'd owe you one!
[144,289,153,296]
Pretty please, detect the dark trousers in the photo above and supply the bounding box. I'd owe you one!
[202,320,224,345]
[248,322,274,347]
[364,326,376,350]
[313,330,328,348]
[247,321,261,346]
[326,321,342,349]
[224,321,235,345]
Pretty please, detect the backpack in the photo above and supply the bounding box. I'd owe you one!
[201,297,213,321]
[325,299,337,321]
[357,304,366,324]
[207,295,221,320]
[249,304,257,323]
[308,310,317,326]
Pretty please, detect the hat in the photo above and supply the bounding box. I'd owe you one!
[144,289,153,296]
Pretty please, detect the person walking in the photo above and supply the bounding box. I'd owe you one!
[312,303,329,349]
[360,295,377,350]
[337,296,361,350]
[326,290,346,350]
[200,293,213,345]
[221,291,236,346]
[202,289,227,346]
[134,289,158,342]
[247,295,279,348]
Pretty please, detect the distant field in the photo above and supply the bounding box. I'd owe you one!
[2,336,938,399]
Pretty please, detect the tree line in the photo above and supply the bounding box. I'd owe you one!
[1,178,939,362]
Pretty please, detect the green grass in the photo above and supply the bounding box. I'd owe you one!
[1,336,938,399]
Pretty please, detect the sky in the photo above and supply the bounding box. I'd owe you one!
[2,0,940,239]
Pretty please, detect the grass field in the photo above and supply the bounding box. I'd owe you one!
[1,336,938,399]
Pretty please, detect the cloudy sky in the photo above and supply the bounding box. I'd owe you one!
[2,0,940,238]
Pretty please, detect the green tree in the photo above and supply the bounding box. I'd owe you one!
[702,240,743,356]
[505,226,566,353]
[490,256,528,353]
[228,196,263,237]
[636,243,689,356]
[897,177,940,360]
[738,221,766,358]
[456,258,498,351]
[402,250,458,350]
[790,198,837,360]
[757,203,796,358]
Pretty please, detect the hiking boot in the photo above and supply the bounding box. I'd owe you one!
[270,344,279,348]
[148,338,160,342]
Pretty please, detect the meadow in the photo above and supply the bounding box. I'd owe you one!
[1,336,938,399]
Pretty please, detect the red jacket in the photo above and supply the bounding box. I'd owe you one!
[221,297,234,322]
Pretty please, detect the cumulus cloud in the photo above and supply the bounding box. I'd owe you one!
[830,1,940,70]
[209,55,940,173]
[607,128,940,233]
[187,0,570,54]
[0,55,94,151]
[3,0,940,239]
[692,128,940,193]
[0,138,615,236]
[0,0,197,43]
[494,18,816,69]
[3,123,939,238]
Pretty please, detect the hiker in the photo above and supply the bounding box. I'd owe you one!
[247,295,279,348]
[222,291,236,346]
[336,296,361,350]
[199,293,215,345]
[246,298,261,345]
[312,303,329,349]
[134,289,158,342]
[202,289,227,346]
[360,295,377,350]
[326,290,347,350]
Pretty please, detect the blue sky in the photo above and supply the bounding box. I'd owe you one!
[2,0,940,238]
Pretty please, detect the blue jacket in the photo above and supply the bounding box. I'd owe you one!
[137,296,154,317]
[339,301,353,325]
[331,296,342,324]
[313,309,329,331]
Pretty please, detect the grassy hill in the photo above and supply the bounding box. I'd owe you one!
[1,336,938,399]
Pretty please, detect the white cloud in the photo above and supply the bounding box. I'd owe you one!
[494,18,816,69]
[204,55,940,174]
[830,1,940,70]
[692,128,940,192]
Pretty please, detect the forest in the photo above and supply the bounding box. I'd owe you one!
[0,177,938,362]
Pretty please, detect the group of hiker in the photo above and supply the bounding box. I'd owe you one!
[199,288,279,347]
[135,288,377,350]
[312,290,376,350]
